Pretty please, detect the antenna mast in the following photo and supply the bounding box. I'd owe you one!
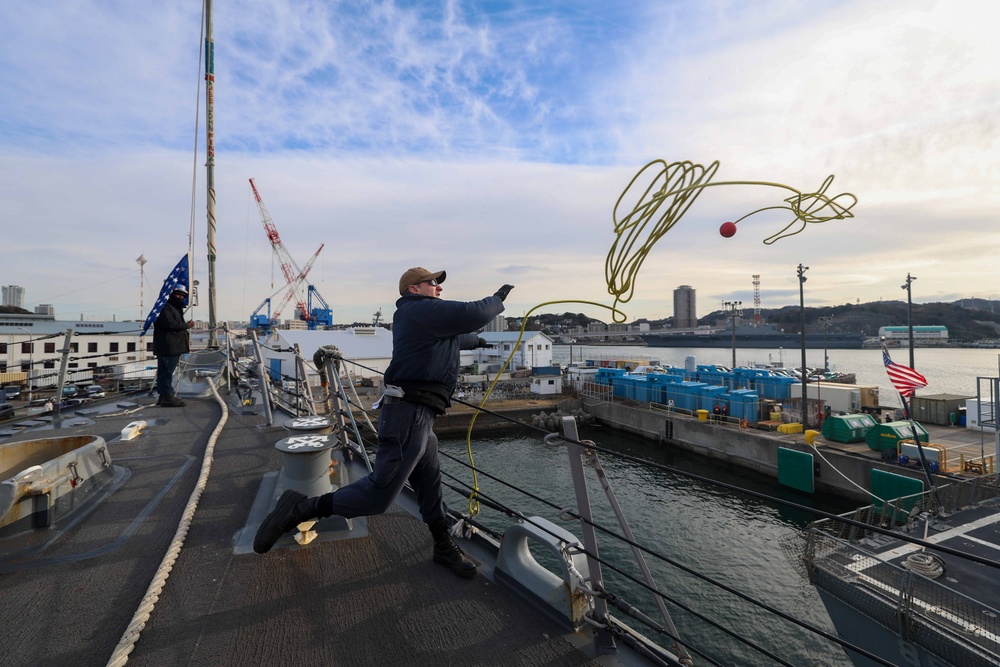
[752,274,761,326]
[136,253,147,320]
[204,0,219,347]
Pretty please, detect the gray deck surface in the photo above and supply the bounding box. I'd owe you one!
[1,394,600,667]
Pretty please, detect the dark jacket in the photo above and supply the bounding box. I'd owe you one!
[153,300,191,357]
[384,293,504,412]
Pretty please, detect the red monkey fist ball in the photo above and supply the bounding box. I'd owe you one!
[719,221,737,238]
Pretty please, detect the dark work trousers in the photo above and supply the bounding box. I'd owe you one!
[156,355,181,397]
[321,398,446,524]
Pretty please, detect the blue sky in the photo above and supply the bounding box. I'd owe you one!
[2,1,998,325]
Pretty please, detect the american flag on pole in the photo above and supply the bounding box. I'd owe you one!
[882,345,927,397]
[141,255,189,336]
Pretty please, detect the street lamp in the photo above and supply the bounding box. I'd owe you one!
[797,264,809,428]
[723,300,743,371]
[818,315,833,373]
[902,273,916,369]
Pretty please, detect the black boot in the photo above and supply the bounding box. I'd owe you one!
[160,394,186,407]
[429,519,477,578]
[253,490,322,554]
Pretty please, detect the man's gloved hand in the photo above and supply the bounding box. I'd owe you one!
[476,337,491,348]
[494,284,514,302]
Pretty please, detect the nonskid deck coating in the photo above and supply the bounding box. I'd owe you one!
[0,395,600,667]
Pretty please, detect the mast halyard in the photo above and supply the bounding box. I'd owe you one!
[204,0,219,347]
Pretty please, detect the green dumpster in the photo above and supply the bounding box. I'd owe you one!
[820,413,879,443]
[865,421,929,452]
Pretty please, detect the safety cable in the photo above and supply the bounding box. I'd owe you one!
[0,331,62,344]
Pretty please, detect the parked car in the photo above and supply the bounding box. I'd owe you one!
[2,386,21,400]
[86,386,106,398]
[63,397,88,407]
[27,398,53,416]
[0,403,15,420]
[63,385,79,397]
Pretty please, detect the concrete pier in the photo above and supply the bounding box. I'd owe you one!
[577,398,992,502]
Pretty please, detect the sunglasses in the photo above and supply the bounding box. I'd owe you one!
[420,279,440,286]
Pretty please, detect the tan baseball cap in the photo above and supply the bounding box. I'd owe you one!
[399,267,446,296]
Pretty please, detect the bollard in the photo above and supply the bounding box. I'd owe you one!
[271,416,352,544]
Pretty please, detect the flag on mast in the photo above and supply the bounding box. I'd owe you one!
[882,345,927,397]
[141,255,189,336]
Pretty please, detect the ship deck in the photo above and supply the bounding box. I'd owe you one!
[0,393,608,667]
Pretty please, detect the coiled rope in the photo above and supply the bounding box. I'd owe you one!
[105,377,228,667]
[463,158,857,516]
[903,552,945,579]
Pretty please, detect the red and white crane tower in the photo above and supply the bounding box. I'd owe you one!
[270,244,324,323]
[249,178,318,322]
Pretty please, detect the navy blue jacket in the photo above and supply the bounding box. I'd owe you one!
[153,300,191,357]
[384,293,504,411]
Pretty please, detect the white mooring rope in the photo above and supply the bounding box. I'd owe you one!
[105,378,229,667]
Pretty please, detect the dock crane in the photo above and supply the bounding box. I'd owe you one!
[248,178,333,330]
[307,285,333,328]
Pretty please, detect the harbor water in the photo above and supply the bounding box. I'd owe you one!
[439,427,859,666]
[557,344,1000,409]
[437,346,1000,664]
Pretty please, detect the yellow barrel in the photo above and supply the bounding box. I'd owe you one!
[697,409,709,421]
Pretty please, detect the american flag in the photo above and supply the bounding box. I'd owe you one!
[141,255,189,336]
[882,346,927,397]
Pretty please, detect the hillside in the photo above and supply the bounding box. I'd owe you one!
[520,301,1000,343]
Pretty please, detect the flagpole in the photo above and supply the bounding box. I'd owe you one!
[899,392,944,512]
[883,338,944,512]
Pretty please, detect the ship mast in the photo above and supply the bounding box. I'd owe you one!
[204,0,219,347]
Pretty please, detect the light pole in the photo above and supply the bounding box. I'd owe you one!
[797,264,809,428]
[818,315,833,373]
[723,300,743,371]
[902,273,916,369]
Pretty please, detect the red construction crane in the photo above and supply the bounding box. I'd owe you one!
[249,178,317,322]
[270,244,324,323]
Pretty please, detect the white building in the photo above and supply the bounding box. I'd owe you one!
[473,331,554,370]
[2,285,26,309]
[530,369,563,395]
[878,325,948,341]
[1,314,146,387]
[481,314,507,333]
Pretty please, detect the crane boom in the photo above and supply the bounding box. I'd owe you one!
[270,244,324,323]
[249,178,306,289]
[249,177,323,321]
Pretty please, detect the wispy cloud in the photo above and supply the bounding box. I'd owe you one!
[1,0,998,325]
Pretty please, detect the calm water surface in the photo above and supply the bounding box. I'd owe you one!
[439,426,860,666]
